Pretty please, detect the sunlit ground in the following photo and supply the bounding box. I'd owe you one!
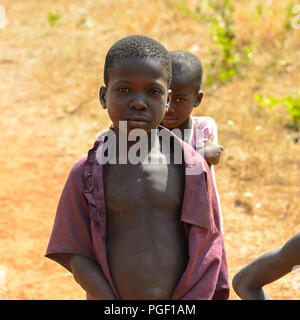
[0,0,299,299]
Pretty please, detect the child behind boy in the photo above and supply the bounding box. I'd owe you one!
[161,50,224,233]
[45,35,229,300]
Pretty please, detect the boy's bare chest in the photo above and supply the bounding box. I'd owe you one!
[105,162,184,214]
[104,161,188,299]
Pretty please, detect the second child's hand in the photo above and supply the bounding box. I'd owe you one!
[204,135,224,166]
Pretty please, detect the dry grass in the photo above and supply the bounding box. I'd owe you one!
[0,0,299,300]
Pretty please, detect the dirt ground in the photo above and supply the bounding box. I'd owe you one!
[0,0,299,300]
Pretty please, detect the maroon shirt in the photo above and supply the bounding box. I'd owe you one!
[45,128,229,300]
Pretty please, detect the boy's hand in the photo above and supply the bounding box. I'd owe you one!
[204,135,224,165]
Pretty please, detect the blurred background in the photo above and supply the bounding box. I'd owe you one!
[0,0,299,299]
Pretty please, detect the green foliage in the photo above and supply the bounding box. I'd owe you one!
[47,10,61,27]
[254,94,281,108]
[206,0,253,86]
[256,5,263,16]
[255,92,300,128]
[283,95,300,126]
[208,0,238,84]
[166,0,252,86]
[284,1,297,31]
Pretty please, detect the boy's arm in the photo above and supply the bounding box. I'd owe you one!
[232,233,300,299]
[46,159,118,299]
[70,255,117,300]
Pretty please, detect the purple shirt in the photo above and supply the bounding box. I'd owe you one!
[45,129,229,300]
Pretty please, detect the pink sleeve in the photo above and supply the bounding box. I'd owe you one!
[45,158,96,272]
[198,117,218,144]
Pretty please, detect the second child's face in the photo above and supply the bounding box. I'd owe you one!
[161,73,202,129]
[100,57,171,133]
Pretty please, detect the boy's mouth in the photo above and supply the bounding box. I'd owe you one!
[125,117,150,127]
[163,118,177,122]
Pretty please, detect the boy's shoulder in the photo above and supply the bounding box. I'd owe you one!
[67,132,105,184]
[71,130,109,174]
[191,116,218,129]
[65,156,89,191]
[71,156,88,173]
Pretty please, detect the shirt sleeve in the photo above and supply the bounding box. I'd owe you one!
[212,239,229,300]
[45,157,96,273]
[199,116,218,144]
[172,227,228,300]
[172,158,229,300]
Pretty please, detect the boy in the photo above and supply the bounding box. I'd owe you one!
[161,50,224,233]
[45,35,229,300]
[232,232,300,299]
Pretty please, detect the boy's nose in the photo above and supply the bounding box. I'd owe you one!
[129,97,148,110]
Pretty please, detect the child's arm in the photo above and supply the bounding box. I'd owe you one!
[46,159,118,299]
[203,135,224,166]
[70,255,117,300]
[194,117,223,166]
[232,233,300,300]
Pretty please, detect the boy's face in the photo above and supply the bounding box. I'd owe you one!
[161,73,203,129]
[100,57,171,133]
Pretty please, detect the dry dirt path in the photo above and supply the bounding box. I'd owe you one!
[1,0,299,300]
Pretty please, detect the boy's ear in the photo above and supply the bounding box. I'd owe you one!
[166,89,172,111]
[194,90,203,107]
[99,86,107,109]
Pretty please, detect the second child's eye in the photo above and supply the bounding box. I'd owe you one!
[149,88,162,96]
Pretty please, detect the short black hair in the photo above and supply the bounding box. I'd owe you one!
[104,35,172,87]
[169,50,203,91]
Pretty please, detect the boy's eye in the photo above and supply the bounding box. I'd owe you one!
[149,88,162,96]
[118,87,129,93]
